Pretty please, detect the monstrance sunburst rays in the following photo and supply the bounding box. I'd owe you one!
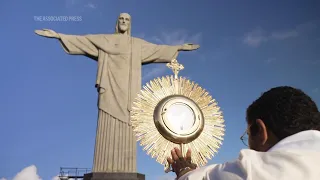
[131,60,225,171]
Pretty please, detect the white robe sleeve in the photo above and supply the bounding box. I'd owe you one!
[179,161,245,180]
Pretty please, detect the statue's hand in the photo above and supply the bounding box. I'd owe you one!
[179,43,200,51]
[35,29,60,39]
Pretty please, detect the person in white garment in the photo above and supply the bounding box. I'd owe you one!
[167,86,320,180]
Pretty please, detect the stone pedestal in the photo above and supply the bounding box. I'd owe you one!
[83,172,145,180]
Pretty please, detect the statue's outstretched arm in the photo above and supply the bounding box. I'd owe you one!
[35,29,98,58]
[141,40,200,64]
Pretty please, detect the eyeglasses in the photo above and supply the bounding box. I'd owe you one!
[240,125,251,147]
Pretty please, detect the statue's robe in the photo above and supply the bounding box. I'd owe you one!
[58,33,179,172]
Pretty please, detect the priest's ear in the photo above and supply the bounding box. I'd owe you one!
[250,119,268,147]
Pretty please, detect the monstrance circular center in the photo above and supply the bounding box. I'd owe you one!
[153,95,205,144]
[164,103,195,134]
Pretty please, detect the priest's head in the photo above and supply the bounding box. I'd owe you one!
[115,13,131,35]
[243,86,320,152]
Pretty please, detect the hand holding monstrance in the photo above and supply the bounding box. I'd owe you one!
[167,148,197,178]
[131,58,226,172]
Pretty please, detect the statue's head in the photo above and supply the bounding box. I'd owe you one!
[115,13,131,35]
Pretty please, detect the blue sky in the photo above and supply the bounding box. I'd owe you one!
[1,0,320,179]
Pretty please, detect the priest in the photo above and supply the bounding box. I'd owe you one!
[168,86,320,180]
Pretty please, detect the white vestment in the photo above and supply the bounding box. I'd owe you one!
[179,130,320,180]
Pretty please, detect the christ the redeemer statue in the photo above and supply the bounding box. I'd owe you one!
[35,13,199,173]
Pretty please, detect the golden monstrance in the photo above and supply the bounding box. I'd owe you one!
[131,59,225,172]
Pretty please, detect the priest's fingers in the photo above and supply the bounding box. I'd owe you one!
[174,147,183,159]
[171,149,179,161]
[167,157,174,165]
[186,148,192,163]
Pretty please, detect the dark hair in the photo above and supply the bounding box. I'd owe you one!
[246,86,320,140]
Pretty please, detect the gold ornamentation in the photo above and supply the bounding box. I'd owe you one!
[166,59,184,79]
[131,59,225,171]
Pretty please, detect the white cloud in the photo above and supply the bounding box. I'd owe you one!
[141,30,202,81]
[150,30,202,45]
[11,165,41,180]
[243,20,318,47]
[1,166,66,180]
[142,65,168,82]
[270,30,298,40]
[65,0,97,9]
[243,28,268,47]
[265,57,276,64]
[243,27,297,47]
[51,176,60,180]
[312,88,319,93]
[85,2,97,9]
[65,0,76,8]
[2,165,175,180]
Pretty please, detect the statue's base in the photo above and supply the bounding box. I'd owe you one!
[83,172,145,180]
